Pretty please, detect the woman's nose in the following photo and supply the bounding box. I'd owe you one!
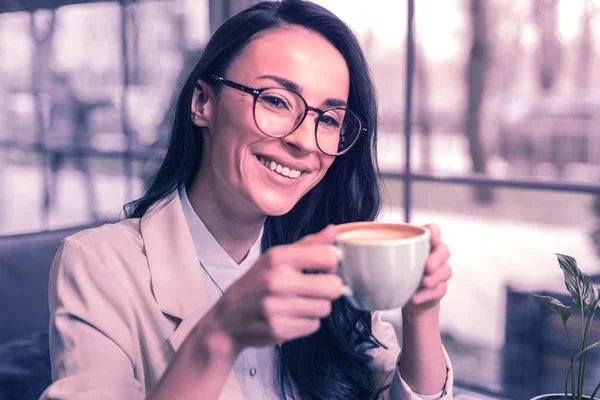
[281,112,320,154]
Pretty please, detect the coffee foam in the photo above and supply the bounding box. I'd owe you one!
[336,227,419,243]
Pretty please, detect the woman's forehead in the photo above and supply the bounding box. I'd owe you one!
[228,27,350,101]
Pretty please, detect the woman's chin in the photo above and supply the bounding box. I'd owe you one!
[260,203,296,217]
[253,195,298,217]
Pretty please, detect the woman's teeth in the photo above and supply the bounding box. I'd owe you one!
[257,156,302,179]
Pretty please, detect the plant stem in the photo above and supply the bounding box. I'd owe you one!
[578,302,585,400]
[579,302,599,400]
[561,339,600,398]
[566,362,575,397]
[572,342,600,361]
[563,319,576,398]
[582,302,599,352]
[565,364,572,400]
[590,380,600,399]
[582,304,599,400]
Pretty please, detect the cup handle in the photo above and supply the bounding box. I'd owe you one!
[341,285,354,298]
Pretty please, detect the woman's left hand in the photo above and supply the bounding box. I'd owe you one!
[403,223,452,317]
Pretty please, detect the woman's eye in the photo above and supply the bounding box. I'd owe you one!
[321,115,341,128]
[262,95,289,109]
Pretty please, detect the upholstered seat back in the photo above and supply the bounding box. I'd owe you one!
[0,222,110,344]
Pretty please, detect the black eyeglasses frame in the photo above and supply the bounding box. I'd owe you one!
[195,74,367,156]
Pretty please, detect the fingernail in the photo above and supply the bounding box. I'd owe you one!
[331,245,344,261]
[341,285,353,297]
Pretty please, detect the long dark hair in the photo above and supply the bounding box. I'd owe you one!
[124,1,386,398]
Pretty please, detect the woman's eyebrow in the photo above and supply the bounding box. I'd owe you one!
[257,74,348,108]
[324,98,347,108]
[258,74,301,92]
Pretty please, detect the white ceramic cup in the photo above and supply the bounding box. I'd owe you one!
[334,221,431,311]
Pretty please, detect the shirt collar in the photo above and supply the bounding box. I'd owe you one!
[179,187,264,290]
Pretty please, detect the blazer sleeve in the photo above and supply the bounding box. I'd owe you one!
[369,311,454,400]
[39,238,145,400]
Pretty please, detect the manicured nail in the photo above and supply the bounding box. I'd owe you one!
[331,245,344,261]
[341,285,353,297]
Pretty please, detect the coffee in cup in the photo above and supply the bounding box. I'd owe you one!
[334,222,430,311]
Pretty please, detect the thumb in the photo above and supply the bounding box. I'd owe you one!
[297,224,338,245]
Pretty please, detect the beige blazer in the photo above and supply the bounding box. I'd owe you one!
[40,192,453,400]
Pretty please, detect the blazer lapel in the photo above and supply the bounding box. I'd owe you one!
[140,191,244,399]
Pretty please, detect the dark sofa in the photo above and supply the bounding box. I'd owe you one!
[0,221,110,400]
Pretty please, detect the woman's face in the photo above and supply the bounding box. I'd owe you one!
[193,26,350,217]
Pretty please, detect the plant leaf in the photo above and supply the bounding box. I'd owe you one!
[533,294,572,324]
[555,253,597,314]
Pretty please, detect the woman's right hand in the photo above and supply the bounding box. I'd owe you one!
[212,224,343,353]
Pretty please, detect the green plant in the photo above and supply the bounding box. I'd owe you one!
[534,254,600,400]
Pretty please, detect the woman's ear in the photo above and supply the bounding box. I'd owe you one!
[191,80,214,128]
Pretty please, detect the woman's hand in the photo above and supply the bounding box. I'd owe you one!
[403,223,452,318]
[151,228,341,400]
[212,225,343,353]
[398,223,451,394]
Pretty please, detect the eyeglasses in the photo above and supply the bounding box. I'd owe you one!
[200,74,366,156]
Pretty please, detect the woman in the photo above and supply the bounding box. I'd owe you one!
[41,1,454,399]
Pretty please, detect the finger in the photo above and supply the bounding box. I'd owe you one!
[421,263,453,289]
[290,273,343,299]
[266,316,321,342]
[266,269,343,299]
[411,282,448,305]
[263,296,333,319]
[296,224,338,245]
[422,223,441,249]
[265,244,341,273]
[425,242,451,273]
[245,316,321,342]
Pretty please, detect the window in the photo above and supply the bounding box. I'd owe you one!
[315,0,600,397]
[1,0,599,397]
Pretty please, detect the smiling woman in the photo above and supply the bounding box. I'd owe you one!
[40,1,454,400]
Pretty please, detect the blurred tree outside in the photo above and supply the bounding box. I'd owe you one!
[534,0,562,93]
[575,0,600,262]
[466,0,493,203]
[125,3,141,85]
[415,36,432,174]
[208,0,255,35]
[488,1,526,100]
[576,0,594,92]
[142,0,256,181]
[29,10,56,145]
[29,9,56,225]
[155,4,200,144]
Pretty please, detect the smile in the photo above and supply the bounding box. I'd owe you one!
[255,155,303,179]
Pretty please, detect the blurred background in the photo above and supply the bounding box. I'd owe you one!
[0,0,599,398]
